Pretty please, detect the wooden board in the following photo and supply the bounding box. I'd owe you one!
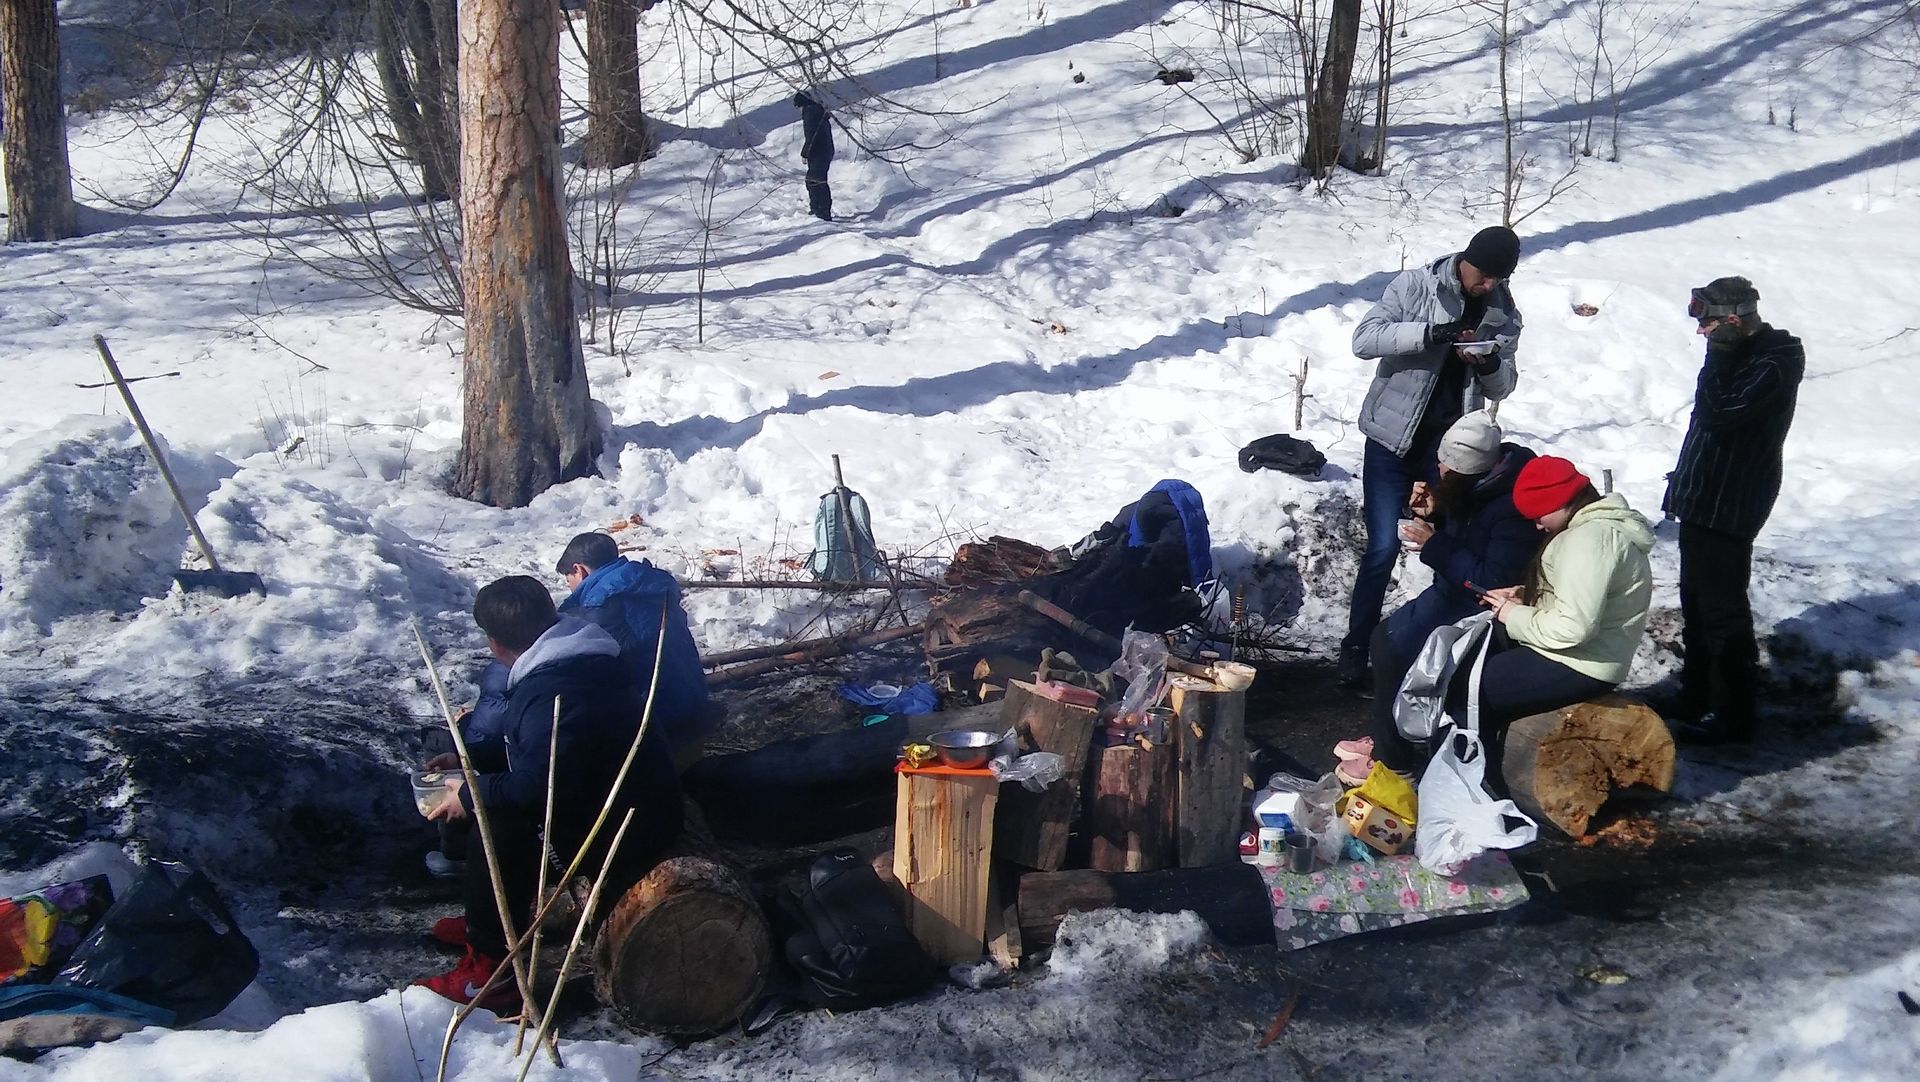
[993,679,1099,871]
[1015,863,1276,952]
[1168,672,1249,868]
[1086,741,1176,873]
[590,854,771,1036]
[894,769,1000,964]
[1501,694,1676,837]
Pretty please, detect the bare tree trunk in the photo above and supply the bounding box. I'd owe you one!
[455,0,601,508]
[1,0,80,241]
[1301,0,1363,178]
[584,0,654,168]
[1496,0,1517,224]
[370,0,461,202]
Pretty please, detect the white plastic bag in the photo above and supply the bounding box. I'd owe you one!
[992,751,1065,792]
[1415,728,1538,875]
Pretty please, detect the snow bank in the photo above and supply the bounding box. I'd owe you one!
[0,418,208,642]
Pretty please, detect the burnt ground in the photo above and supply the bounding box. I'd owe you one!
[2,644,1908,1079]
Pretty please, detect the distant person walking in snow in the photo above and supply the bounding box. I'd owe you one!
[1659,277,1805,745]
[793,90,834,221]
[1337,226,1525,693]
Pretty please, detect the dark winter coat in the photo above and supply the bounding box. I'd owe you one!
[1381,444,1543,658]
[795,92,834,165]
[1662,324,1805,540]
[561,556,713,760]
[461,618,683,864]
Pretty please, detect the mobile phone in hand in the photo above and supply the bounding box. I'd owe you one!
[1464,580,1492,598]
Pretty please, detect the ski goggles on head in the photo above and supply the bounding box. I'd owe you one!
[1688,287,1756,323]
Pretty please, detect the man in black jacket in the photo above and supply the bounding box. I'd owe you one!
[793,90,834,221]
[1661,277,1805,744]
[417,576,683,1010]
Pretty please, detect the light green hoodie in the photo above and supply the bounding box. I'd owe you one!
[1502,493,1655,683]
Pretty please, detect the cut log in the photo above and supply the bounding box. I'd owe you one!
[993,680,1099,871]
[945,535,1056,587]
[1016,863,1275,952]
[1501,694,1676,838]
[1168,669,1251,867]
[894,767,1000,964]
[1086,741,1176,873]
[591,854,771,1036]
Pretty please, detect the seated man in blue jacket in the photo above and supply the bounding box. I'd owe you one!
[1363,412,1543,775]
[417,576,683,1011]
[555,532,717,772]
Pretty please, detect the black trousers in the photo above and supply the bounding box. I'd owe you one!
[463,814,543,960]
[1677,523,1758,733]
[1371,628,1613,780]
[804,156,833,220]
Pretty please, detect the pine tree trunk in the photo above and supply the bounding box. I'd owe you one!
[370,0,461,202]
[584,0,653,168]
[1300,0,1362,178]
[454,0,601,508]
[1,0,80,242]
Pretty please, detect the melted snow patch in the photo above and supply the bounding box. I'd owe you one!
[1045,909,1211,982]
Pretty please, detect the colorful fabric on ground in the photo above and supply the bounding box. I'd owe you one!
[1259,851,1529,951]
[0,877,115,986]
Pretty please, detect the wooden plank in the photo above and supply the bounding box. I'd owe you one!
[1168,672,1249,867]
[992,680,1099,871]
[894,769,1000,964]
[1086,741,1176,872]
[1016,863,1275,952]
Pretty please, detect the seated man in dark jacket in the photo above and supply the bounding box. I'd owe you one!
[417,576,683,1011]
[1361,412,1543,775]
[556,532,716,772]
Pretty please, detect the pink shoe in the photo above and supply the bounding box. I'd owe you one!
[1335,756,1374,787]
[1334,736,1373,764]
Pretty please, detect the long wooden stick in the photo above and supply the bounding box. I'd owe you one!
[514,808,635,1082]
[436,609,670,1075]
[410,620,552,1078]
[705,622,926,685]
[94,335,224,572]
[514,697,564,1056]
[1012,591,1220,678]
[681,579,900,591]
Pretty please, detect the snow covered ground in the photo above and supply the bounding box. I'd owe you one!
[4,0,1920,1077]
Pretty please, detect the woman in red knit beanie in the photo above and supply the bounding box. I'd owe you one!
[1385,456,1656,783]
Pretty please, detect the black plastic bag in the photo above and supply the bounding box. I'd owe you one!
[54,861,258,1026]
[773,848,933,1010]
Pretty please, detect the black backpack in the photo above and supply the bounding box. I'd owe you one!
[1238,434,1326,477]
[773,848,933,1010]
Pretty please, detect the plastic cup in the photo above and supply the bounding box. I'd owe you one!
[411,770,453,817]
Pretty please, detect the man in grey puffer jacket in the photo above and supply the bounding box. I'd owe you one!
[1338,226,1524,690]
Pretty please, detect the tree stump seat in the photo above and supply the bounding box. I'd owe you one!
[1500,694,1676,838]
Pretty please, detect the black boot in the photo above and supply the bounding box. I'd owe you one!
[1672,712,1754,746]
[1335,643,1371,696]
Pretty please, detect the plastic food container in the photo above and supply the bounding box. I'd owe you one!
[411,770,454,816]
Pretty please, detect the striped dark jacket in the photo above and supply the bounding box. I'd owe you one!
[1662,324,1805,540]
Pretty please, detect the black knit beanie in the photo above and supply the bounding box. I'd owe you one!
[1460,226,1521,279]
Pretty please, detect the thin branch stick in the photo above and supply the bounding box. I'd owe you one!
[435,609,670,1071]
[679,579,902,591]
[514,696,565,1056]
[705,623,927,685]
[514,808,636,1082]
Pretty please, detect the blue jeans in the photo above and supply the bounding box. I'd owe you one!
[1342,437,1438,657]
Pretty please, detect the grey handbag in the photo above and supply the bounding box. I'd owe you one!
[1392,611,1496,742]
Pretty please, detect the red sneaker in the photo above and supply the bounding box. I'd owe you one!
[414,946,520,1014]
[430,915,468,949]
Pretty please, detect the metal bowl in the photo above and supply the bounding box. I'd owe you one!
[927,729,998,769]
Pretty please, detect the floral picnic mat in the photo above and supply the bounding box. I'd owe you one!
[1257,851,1531,950]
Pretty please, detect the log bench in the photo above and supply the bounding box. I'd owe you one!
[1500,694,1676,837]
